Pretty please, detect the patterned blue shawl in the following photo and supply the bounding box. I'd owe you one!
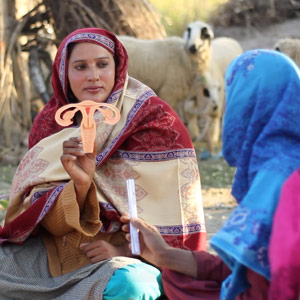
[210,49,300,299]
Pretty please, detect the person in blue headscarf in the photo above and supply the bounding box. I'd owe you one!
[121,49,300,300]
[210,49,300,299]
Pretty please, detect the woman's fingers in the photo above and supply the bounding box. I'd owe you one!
[80,240,120,262]
[63,137,85,156]
[63,136,82,147]
[80,240,101,251]
[60,155,77,167]
[130,218,156,234]
[121,215,130,234]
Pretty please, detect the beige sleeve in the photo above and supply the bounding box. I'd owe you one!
[41,181,101,236]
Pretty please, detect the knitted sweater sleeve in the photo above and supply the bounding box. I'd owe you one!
[41,181,101,236]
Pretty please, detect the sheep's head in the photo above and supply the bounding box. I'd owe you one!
[183,21,214,54]
[273,38,288,53]
[274,38,300,61]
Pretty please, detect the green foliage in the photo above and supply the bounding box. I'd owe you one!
[0,199,8,209]
[149,0,228,36]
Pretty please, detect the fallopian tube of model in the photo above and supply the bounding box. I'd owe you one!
[55,100,120,153]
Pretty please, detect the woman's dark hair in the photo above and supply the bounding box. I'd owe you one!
[67,42,77,58]
[66,42,79,103]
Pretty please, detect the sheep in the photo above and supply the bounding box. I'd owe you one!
[180,21,242,154]
[204,37,243,147]
[117,22,242,156]
[180,58,224,154]
[210,37,243,77]
[117,21,214,112]
[274,37,300,67]
[200,58,225,152]
[183,20,214,70]
[182,36,243,156]
[179,74,216,145]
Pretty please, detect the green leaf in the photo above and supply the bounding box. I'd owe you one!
[0,199,9,209]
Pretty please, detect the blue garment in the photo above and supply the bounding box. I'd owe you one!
[103,262,163,300]
[210,49,300,299]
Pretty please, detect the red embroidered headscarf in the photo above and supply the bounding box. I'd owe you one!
[28,28,128,148]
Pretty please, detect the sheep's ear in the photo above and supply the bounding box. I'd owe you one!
[183,30,188,42]
[183,27,191,42]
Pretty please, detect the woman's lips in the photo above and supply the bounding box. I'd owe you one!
[85,86,102,93]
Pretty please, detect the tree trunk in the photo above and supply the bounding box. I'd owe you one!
[0,0,17,147]
[43,0,166,43]
[0,0,33,154]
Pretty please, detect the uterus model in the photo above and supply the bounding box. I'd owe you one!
[55,100,120,153]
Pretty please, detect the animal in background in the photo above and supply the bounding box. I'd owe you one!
[118,22,243,158]
[182,20,214,61]
[274,37,300,67]
[182,24,243,156]
[117,21,214,113]
[202,37,243,154]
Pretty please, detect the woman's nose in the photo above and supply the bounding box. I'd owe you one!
[88,67,100,81]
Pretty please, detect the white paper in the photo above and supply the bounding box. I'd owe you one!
[126,179,141,255]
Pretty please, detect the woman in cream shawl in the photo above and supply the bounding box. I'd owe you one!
[0,28,206,299]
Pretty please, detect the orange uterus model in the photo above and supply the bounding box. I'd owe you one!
[55,100,120,153]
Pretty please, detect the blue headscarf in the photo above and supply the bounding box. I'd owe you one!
[210,49,300,299]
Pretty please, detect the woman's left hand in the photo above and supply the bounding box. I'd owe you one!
[80,240,130,263]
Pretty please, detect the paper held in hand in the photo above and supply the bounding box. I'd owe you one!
[126,179,141,255]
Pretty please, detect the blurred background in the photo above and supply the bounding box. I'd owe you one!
[1,0,300,244]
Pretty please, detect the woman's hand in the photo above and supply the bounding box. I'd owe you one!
[61,137,96,185]
[121,216,198,278]
[80,240,131,263]
[60,137,97,210]
[120,216,171,268]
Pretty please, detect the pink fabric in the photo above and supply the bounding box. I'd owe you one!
[269,168,300,299]
[238,269,269,300]
[162,251,269,300]
[162,269,222,300]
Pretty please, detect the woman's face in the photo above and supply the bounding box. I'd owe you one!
[67,42,115,103]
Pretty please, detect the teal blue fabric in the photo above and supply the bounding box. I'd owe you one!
[210,49,300,300]
[103,262,163,300]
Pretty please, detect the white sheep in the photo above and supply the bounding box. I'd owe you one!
[204,37,243,147]
[183,20,214,69]
[182,36,243,155]
[117,21,214,111]
[210,37,243,77]
[274,37,300,67]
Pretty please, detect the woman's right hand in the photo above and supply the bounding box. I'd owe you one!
[61,137,96,184]
[61,137,97,209]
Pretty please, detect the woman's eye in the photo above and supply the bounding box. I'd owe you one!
[97,61,108,68]
[75,64,86,70]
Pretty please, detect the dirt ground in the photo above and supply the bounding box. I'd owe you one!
[197,149,236,252]
[1,17,300,250]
